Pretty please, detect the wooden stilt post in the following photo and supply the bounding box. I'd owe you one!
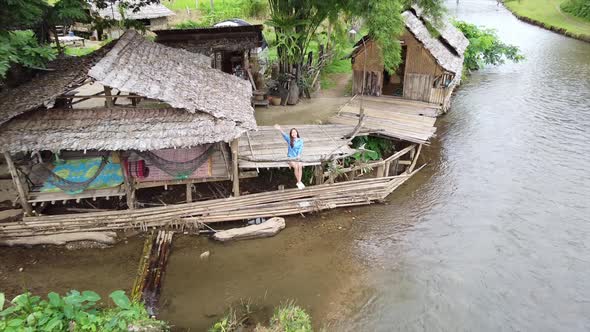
[231,139,240,197]
[376,163,385,178]
[384,160,391,177]
[104,86,113,107]
[118,152,136,209]
[408,144,423,173]
[186,183,193,203]
[314,165,324,185]
[3,152,33,216]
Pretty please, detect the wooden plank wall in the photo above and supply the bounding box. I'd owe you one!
[403,73,433,102]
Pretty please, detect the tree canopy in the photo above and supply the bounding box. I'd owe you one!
[454,20,524,73]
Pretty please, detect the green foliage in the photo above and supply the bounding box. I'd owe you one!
[268,302,312,332]
[175,20,209,29]
[0,290,168,332]
[209,301,312,332]
[351,136,394,162]
[0,30,57,79]
[454,20,524,72]
[0,0,49,31]
[561,0,590,21]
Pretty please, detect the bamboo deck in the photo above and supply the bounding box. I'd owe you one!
[0,172,420,239]
[238,124,362,169]
[330,96,438,145]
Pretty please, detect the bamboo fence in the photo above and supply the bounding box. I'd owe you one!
[0,173,419,239]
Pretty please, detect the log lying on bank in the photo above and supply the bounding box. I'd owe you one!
[0,231,118,246]
[0,209,23,223]
[213,217,286,242]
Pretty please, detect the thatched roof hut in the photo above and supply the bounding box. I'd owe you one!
[351,8,469,111]
[0,30,255,154]
[154,25,264,55]
[89,30,255,128]
[96,1,175,21]
[0,30,256,212]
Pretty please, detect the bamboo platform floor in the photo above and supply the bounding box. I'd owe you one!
[0,170,421,239]
[329,96,438,145]
[238,124,362,169]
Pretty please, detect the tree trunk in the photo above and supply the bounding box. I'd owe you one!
[209,0,214,11]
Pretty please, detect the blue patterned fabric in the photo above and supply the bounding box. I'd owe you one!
[40,157,124,194]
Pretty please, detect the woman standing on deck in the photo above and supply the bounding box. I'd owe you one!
[274,124,305,189]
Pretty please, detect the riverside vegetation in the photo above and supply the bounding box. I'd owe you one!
[0,290,168,332]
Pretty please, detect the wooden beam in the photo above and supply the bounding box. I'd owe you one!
[231,139,240,197]
[3,152,33,216]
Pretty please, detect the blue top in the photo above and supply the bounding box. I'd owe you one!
[282,133,304,158]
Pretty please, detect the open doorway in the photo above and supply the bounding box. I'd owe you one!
[381,45,407,96]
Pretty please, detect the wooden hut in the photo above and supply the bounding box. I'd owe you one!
[351,8,469,111]
[0,30,255,216]
[153,24,265,80]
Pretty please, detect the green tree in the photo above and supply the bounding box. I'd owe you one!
[267,0,445,77]
[454,20,524,73]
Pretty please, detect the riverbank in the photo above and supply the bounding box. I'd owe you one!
[503,0,590,42]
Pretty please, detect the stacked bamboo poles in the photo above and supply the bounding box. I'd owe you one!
[0,174,418,239]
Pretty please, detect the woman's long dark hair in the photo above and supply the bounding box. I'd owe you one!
[289,128,300,148]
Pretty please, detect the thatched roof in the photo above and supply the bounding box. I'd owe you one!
[89,30,256,129]
[96,1,174,20]
[0,44,114,126]
[402,10,467,76]
[0,108,246,153]
[411,6,469,55]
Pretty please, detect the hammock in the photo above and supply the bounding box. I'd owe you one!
[37,156,110,194]
[134,145,215,180]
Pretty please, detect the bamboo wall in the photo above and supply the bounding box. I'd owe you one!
[352,40,384,96]
[402,31,450,104]
[351,31,453,104]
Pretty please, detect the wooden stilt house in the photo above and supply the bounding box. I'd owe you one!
[153,24,265,78]
[0,30,255,216]
[351,8,469,111]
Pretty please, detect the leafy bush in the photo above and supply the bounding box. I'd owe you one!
[209,301,312,332]
[561,0,590,21]
[0,30,57,79]
[453,20,524,73]
[267,302,312,332]
[0,290,168,332]
[351,136,394,162]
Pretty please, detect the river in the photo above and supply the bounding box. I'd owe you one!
[1,1,589,331]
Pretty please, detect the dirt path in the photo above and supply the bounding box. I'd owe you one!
[318,72,353,98]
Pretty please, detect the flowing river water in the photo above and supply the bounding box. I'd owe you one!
[1,1,590,331]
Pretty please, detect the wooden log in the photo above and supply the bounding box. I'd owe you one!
[0,209,23,222]
[3,152,33,216]
[231,139,240,197]
[212,217,285,242]
[0,232,118,246]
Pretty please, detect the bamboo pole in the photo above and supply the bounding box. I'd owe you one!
[408,144,423,173]
[3,152,33,216]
